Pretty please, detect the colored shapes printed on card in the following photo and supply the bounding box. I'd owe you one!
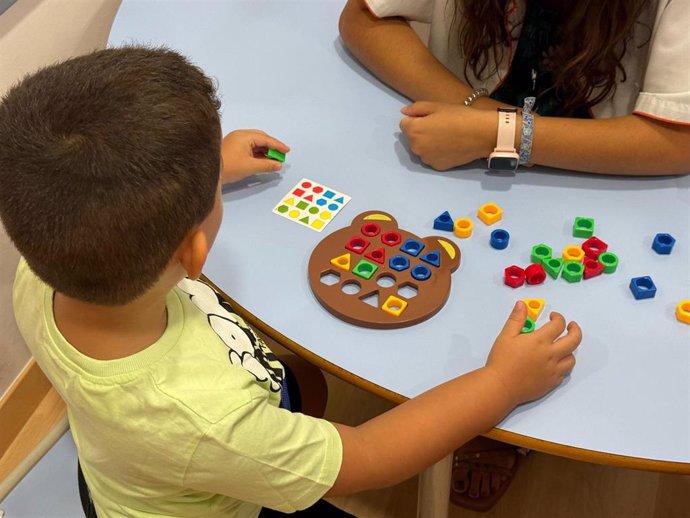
[272,178,351,232]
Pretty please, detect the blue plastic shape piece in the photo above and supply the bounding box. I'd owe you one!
[629,276,657,300]
[420,251,441,267]
[411,264,432,281]
[433,211,454,232]
[389,255,410,271]
[652,233,675,255]
[490,229,510,250]
[400,238,425,257]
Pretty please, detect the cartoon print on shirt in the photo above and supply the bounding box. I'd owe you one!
[177,278,283,392]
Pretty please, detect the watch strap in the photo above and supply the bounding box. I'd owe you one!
[495,108,517,153]
[519,97,535,166]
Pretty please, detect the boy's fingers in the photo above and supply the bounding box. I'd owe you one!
[552,322,582,357]
[536,311,567,340]
[250,133,290,153]
[556,354,576,375]
[244,157,283,174]
[498,301,528,337]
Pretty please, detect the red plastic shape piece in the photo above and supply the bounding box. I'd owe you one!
[583,259,605,279]
[582,236,608,260]
[345,236,371,255]
[381,231,402,246]
[504,265,526,288]
[525,264,546,285]
[361,223,381,237]
[364,247,386,264]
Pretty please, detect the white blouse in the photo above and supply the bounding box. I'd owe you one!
[364,0,690,124]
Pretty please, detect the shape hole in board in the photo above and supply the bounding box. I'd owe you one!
[320,271,340,286]
[341,281,361,295]
[386,301,401,311]
[398,283,418,299]
[377,275,396,288]
[360,292,380,308]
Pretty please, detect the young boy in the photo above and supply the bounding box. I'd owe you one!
[0,47,581,517]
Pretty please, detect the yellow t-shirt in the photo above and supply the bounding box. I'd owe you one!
[13,260,342,518]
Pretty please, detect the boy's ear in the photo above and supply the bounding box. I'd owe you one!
[178,228,209,280]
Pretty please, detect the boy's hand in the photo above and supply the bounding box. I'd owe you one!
[221,130,290,183]
[484,301,582,407]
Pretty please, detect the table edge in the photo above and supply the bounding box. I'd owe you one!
[201,275,690,475]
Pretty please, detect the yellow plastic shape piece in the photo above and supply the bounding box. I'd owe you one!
[477,202,503,225]
[562,245,585,262]
[523,298,545,321]
[330,253,351,271]
[437,238,457,260]
[676,300,690,324]
[363,213,393,222]
[454,218,473,238]
[381,295,408,317]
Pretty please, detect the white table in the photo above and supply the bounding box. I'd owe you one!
[110,1,690,515]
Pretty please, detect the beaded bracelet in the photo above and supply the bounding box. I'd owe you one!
[463,88,488,107]
[519,96,536,166]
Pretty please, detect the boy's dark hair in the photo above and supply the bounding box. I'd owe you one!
[0,46,221,305]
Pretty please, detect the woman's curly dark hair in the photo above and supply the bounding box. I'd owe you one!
[453,0,652,115]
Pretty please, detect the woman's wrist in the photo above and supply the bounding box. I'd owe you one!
[472,95,503,111]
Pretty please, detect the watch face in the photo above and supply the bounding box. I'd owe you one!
[488,155,518,171]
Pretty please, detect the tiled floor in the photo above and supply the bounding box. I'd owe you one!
[1,433,82,518]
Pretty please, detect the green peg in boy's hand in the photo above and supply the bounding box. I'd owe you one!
[485,301,582,407]
[221,129,290,184]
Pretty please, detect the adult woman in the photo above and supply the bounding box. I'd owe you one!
[339,0,690,175]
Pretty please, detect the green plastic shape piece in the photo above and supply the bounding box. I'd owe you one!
[543,257,563,279]
[266,148,286,162]
[562,261,584,282]
[521,317,536,334]
[598,252,619,273]
[573,217,595,238]
[352,259,378,280]
[531,244,552,265]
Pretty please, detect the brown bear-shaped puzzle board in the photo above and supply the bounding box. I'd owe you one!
[308,211,461,328]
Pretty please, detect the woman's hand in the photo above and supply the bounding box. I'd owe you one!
[221,130,290,184]
[399,102,496,170]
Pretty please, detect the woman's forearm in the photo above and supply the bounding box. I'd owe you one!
[339,0,477,103]
[530,114,690,176]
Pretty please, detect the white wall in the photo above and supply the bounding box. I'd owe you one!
[0,0,122,397]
